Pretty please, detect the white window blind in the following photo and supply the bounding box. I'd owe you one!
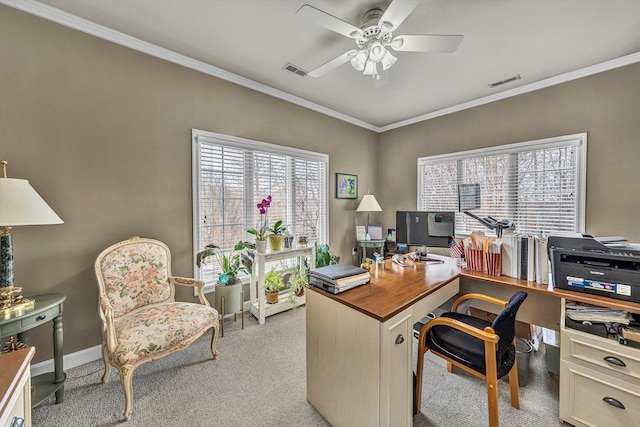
[418,133,587,237]
[193,130,328,290]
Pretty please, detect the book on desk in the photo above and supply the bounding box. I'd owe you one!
[309,264,370,295]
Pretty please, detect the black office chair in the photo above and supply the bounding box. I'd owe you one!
[415,291,528,427]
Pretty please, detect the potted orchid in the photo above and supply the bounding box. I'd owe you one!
[247,196,272,252]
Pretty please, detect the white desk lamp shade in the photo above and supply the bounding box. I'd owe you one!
[0,178,63,226]
[356,194,382,213]
[0,173,63,299]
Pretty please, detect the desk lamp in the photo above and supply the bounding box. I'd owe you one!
[0,160,63,315]
[356,194,382,239]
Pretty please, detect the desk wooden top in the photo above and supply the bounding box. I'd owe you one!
[0,346,35,417]
[461,269,640,314]
[309,255,460,322]
[308,257,640,322]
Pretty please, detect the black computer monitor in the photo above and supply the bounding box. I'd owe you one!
[395,211,455,248]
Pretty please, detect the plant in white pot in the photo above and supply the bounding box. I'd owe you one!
[247,196,271,252]
[196,242,250,336]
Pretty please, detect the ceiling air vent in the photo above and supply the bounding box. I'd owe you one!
[488,74,521,88]
[283,63,307,77]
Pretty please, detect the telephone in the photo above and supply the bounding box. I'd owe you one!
[392,254,407,267]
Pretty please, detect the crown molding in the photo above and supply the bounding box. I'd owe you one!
[380,51,640,132]
[1,0,378,132]
[3,1,639,134]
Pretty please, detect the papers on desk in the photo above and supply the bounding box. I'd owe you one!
[566,302,633,325]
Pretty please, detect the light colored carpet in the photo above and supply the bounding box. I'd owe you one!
[32,306,567,426]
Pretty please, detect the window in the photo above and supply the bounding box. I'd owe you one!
[192,129,329,291]
[418,133,586,237]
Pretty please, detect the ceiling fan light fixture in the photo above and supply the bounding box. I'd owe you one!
[381,50,397,71]
[368,41,386,62]
[391,37,404,50]
[363,59,377,76]
[350,50,368,71]
[379,21,393,33]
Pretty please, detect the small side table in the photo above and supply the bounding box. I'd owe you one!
[356,240,385,264]
[0,293,66,407]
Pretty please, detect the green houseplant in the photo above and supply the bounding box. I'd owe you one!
[303,243,341,273]
[264,267,284,304]
[196,242,250,285]
[287,271,307,307]
[268,220,287,251]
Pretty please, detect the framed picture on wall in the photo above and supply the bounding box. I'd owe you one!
[368,224,383,240]
[336,173,358,199]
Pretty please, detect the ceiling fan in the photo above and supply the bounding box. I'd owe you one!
[296,0,463,80]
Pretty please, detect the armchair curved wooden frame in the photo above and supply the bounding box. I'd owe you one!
[415,292,527,427]
[95,237,219,420]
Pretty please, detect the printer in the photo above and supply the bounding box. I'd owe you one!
[548,235,640,303]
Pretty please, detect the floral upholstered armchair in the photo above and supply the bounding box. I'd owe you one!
[94,236,219,420]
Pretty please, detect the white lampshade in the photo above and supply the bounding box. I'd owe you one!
[356,194,382,212]
[0,178,63,226]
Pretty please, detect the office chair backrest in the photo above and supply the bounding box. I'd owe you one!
[491,291,528,358]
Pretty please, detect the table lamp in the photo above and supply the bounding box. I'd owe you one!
[0,160,63,315]
[356,194,382,239]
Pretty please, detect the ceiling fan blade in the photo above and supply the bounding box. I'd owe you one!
[307,50,357,77]
[296,4,362,38]
[391,34,464,53]
[378,0,421,32]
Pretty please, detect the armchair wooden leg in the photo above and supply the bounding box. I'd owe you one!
[508,356,520,409]
[447,361,453,373]
[101,344,111,383]
[119,366,134,421]
[210,320,219,358]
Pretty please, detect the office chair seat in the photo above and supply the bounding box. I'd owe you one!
[427,312,516,378]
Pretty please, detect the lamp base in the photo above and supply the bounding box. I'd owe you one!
[0,286,34,317]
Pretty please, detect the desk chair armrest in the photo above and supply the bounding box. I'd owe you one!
[451,293,508,313]
[168,276,210,306]
[418,316,499,344]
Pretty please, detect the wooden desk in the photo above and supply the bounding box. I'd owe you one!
[307,256,460,427]
[0,347,35,427]
[306,258,640,427]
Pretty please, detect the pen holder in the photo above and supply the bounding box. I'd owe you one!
[484,251,502,276]
[464,248,484,272]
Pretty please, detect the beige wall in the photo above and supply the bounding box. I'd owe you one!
[0,7,377,361]
[1,6,639,362]
[378,62,640,243]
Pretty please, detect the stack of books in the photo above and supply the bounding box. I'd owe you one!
[309,264,370,295]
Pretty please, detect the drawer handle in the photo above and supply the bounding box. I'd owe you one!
[36,315,47,321]
[10,417,25,427]
[604,356,626,367]
[395,334,405,344]
[602,396,625,410]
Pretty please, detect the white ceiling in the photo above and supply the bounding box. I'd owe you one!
[7,0,640,130]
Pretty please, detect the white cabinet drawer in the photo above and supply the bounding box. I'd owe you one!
[560,360,640,427]
[562,327,640,384]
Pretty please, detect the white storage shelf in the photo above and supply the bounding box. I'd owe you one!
[250,246,315,325]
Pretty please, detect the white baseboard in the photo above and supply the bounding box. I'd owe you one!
[31,344,102,377]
